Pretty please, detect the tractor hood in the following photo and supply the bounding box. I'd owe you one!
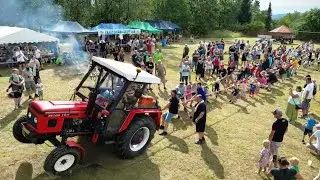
[30,101,88,113]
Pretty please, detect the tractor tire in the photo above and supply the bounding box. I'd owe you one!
[13,116,32,143]
[44,145,81,175]
[116,116,156,159]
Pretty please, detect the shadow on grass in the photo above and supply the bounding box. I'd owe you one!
[157,88,170,101]
[205,126,218,146]
[201,143,224,179]
[290,120,304,131]
[165,134,189,153]
[34,140,160,180]
[0,100,29,130]
[15,162,33,180]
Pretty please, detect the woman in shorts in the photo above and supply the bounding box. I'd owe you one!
[9,69,25,109]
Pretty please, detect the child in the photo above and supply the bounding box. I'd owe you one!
[214,78,220,98]
[302,113,318,144]
[36,79,44,100]
[289,157,302,180]
[249,81,257,97]
[185,83,193,102]
[229,84,240,104]
[257,140,271,174]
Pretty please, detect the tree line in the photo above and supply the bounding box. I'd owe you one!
[0,0,319,40]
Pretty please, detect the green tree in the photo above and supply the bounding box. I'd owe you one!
[238,0,252,24]
[296,9,320,41]
[251,0,260,21]
[265,2,272,31]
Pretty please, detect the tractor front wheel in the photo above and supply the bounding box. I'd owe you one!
[116,116,156,159]
[44,145,81,175]
[13,116,32,143]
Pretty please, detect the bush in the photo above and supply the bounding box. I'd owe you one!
[205,30,243,38]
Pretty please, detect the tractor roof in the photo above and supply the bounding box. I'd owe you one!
[92,56,160,84]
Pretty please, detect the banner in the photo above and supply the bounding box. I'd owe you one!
[100,29,141,35]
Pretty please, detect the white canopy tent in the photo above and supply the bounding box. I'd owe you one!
[92,56,160,84]
[0,26,58,44]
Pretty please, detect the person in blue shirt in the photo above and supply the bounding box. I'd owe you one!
[196,83,207,103]
[302,113,318,144]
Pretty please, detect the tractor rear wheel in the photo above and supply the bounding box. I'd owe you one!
[44,145,81,175]
[13,116,32,143]
[116,116,156,159]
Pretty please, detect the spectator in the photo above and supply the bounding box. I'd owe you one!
[180,60,191,85]
[155,60,167,90]
[192,50,199,72]
[28,56,41,84]
[267,156,303,180]
[286,86,302,122]
[34,46,42,69]
[183,44,189,58]
[301,77,314,118]
[8,69,24,109]
[306,124,320,155]
[302,113,318,144]
[22,64,36,99]
[159,90,180,136]
[191,94,207,144]
[14,46,27,70]
[153,49,163,65]
[268,109,288,167]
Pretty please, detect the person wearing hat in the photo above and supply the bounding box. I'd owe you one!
[307,123,320,155]
[8,69,25,109]
[191,94,207,144]
[268,109,288,167]
[267,156,303,180]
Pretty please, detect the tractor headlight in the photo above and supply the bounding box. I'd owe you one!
[34,117,38,124]
[28,112,32,119]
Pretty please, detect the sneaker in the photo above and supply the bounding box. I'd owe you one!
[202,137,206,141]
[302,140,306,144]
[159,125,165,130]
[159,131,168,136]
[164,87,167,90]
[29,95,33,99]
[195,139,203,145]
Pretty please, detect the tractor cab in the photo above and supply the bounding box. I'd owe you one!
[13,56,162,175]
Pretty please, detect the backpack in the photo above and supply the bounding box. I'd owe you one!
[313,84,317,96]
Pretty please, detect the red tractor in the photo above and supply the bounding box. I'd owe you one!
[13,57,162,175]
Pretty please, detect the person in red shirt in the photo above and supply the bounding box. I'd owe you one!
[147,40,152,53]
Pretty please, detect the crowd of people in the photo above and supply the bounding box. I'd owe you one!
[6,33,320,178]
[7,48,44,109]
[154,39,320,179]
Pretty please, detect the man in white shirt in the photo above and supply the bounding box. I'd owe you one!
[301,77,314,118]
[34,46,43,69]
[307,124,320,155]
[14,47,27,69]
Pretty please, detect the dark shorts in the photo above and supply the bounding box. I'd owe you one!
[196,119,206,132]
[301,99,311,110]
[13,91,22,98]
[304,128,313,135]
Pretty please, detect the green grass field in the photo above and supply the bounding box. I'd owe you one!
[1,37,320,180]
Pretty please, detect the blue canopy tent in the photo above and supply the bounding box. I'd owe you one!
[163,21,182,31]
[46,21,90,33]
[91,23,140,35]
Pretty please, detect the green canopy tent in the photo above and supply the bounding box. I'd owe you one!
[127,21,162,34]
